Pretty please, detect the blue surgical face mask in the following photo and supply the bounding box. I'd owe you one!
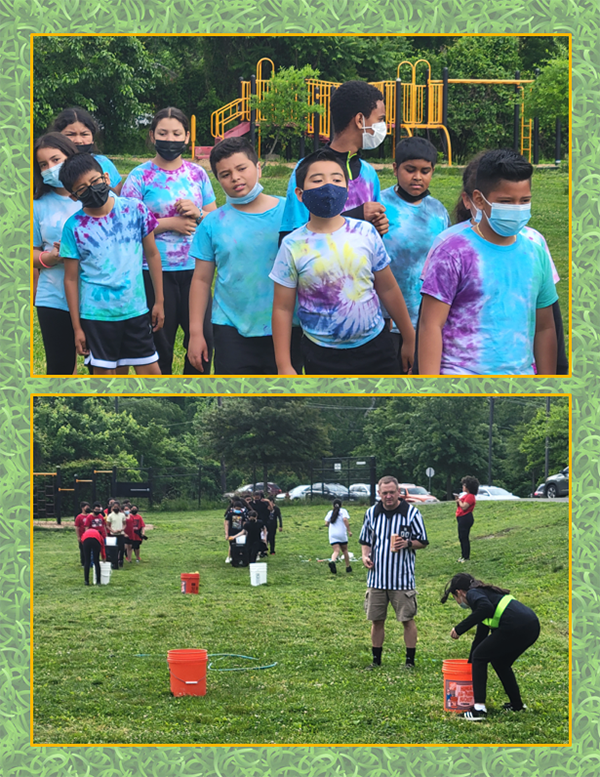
[468,199,482,223]
[225,181,263,206]
[301,183,348,219]
[479,192,531,237]
[41,161,65,188]
[459,601,469,610]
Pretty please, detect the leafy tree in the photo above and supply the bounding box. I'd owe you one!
[250,65,323,155]
[525,55,569,135]
[519,400,569,476]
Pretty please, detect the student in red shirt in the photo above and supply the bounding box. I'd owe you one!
[74,502,91,566]
[80,526,106,585]
[124,505,147,563]
[455,475,479,563]
[85,503,108,538]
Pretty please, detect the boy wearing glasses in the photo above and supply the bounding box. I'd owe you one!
[59,153,165,374]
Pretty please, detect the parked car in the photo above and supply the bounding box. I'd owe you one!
[276,485,312,501]
[544,467,569,498]
[349,483,379,500]
[477,486,520,501]
[398,484,439,504]
[276,483,351,501]
[224,482,282,499]
[532,483,546,498]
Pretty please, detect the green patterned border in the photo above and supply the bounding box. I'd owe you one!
[1,2,597,774]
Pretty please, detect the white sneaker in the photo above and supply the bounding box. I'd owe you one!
[457,557,465,563]
[225,557,231,563]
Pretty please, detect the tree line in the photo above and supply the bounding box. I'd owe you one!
[33,35,568,163]
[33,396,568,505]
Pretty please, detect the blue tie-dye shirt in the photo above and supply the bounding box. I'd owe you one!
[380,187,449,328]
[60,197,159,322]
[33,191,82,311]
[270,218,390,349]
[420,226,558,375]
[280,156,381,233]
[190,198,285,337]
[121,160,216,272]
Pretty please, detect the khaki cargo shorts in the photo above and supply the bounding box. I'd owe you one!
[364,588,417,622]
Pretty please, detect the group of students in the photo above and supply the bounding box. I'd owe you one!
[33,80,567,376]
[223,492,283,565]
[74,499,147,585]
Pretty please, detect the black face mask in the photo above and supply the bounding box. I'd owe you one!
[78,181,111,209]
[395,184,430,204]
[154,139,186,161]
[76,143,95,154]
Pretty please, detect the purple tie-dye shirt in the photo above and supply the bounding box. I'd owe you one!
[420,227,558,375]
[121,160,216,272]
[270,218,390,349]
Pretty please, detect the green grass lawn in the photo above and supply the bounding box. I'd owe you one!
[32,500,569,745]
[31,159,569,376]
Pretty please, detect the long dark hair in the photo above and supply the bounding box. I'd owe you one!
[33,132,78,200]
[49,107,100,151]
[440,573,510,604]
[329,499,342,524]
[149,106,190,150]
[451,150,487,224]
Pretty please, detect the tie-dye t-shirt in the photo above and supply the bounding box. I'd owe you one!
[190,198,285,337]
[420,227,558,375]
[33,191,82,311]
[60,197,159,322]
[423,220,560,284]
[270,218,390,349]
[94,154,122,188]
[121,160,216,272]
[380,187,449,328]
[280,157,381,233]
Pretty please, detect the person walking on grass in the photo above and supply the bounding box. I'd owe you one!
[359,476,429,669]
[455,475,479,563]
[325,499,352,574]
[80,526,106,586]
[441,572,540,721]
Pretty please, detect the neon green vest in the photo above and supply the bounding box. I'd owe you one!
[482,594,515,629]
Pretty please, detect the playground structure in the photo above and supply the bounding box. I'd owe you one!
[192,58,541,166]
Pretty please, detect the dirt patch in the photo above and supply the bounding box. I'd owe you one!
[475,527,519,540]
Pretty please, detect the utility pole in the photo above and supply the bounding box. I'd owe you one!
[488,397,494,485]
[545,397,551,479]
[217,397,226,493]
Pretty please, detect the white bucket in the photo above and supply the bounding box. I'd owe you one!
[105,536,117,546]
[236,535,247,545]
[93,561,112,585]
[249,562,267,586]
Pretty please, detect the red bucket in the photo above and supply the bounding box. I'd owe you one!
[181,572,200,594]
[167,649,208,696]
[442,658,474,712]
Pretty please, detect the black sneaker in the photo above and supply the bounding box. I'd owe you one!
[346,565,352,573]
[462,706,487,721]
[502,703,527,712]
[328,561,337,574]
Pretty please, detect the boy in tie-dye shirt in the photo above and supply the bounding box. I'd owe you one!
[59,154,164,375]
[270,149,414,376]
[418,149,557,375]
[380,137,449,371]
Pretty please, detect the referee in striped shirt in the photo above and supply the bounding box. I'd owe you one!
[360,475,429,669]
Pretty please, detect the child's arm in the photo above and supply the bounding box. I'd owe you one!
[272,283,298,375]
[373,266,416,372]
[188,260,216,372]
[63,258,89,356]
[533,305,557,375]
[142,233,164,332]
[417,294,451,375]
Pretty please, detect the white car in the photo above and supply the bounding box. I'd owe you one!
[276,485,312,501]
[349,483,379,499]
[477,486,520,501]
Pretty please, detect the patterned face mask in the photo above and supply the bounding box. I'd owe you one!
[302,183,348,219]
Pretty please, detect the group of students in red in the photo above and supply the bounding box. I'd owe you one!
[74,499,148,586]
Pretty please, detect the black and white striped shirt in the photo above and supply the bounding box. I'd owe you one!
[359,500,429,590]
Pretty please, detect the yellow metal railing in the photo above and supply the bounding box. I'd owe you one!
[211,97,247,139]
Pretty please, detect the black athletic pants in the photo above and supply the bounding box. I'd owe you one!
[83,537,102,585]
[266,521,277,553]
[36,306,76,375]
[457,513,474,560]
[471,618,541,707]
[143,270,213,375]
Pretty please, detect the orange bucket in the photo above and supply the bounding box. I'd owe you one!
[167,648,208,696]
[180,572,200,594]
[442,658,474,712]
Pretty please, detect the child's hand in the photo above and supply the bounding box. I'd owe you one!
[175,199,201,219]
[151,302,165,332]
[363,202,389,236]
[188,335,208,372]
[400,331,416,373]
[277,363,297,375]
[74,327,89,356]
[171,216,198,236]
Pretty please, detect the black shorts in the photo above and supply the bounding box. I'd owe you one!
[301,327,398,375]
[127,539,142,549]
[213,324,303,375]
[80,314,158,369]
